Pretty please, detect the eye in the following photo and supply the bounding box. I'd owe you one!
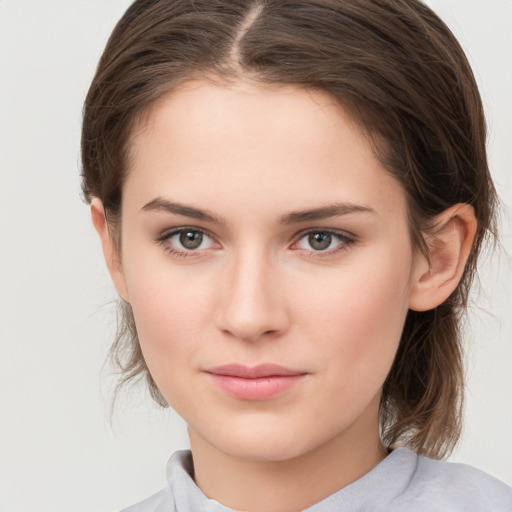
[294,229,354,254]
[176,230,206,250]
[157,227,217,256]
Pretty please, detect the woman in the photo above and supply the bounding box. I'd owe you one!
[82,0,512,510]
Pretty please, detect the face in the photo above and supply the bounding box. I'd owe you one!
[114,80,422,462]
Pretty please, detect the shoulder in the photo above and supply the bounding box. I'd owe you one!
[120,487,174,512]
[390,450,512,511]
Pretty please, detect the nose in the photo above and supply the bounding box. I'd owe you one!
[215,247,290,343]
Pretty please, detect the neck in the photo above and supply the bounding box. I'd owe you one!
[189,411,387,512]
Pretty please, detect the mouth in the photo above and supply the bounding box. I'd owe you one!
[204,364,308,401]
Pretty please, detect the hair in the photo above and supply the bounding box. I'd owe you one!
[81,0,497,459]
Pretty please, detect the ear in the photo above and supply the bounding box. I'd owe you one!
[90,198,130,303]
[409,203,477,312]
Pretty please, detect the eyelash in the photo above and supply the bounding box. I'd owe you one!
[156,227,356,259]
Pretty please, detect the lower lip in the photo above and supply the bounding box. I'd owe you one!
[207,373,305,400]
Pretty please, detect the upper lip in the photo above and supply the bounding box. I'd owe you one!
[205,364,306,379]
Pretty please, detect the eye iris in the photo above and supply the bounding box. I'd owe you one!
[308,232,332,250]
[179,231,203,249]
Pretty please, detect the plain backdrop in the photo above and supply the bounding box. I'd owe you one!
[0,1,510,511]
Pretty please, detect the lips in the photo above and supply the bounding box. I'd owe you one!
[204,364,307,401]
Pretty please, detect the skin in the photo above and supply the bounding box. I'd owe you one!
[92,79,477,512]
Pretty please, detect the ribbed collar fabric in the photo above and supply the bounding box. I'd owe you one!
[164,447,417,511]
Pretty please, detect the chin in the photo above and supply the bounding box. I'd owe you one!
[223,440,307,463]
[204,423,324,463]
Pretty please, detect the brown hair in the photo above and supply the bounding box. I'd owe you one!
[81,0,497,459]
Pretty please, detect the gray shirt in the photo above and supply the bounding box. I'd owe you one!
[121,448,512,511]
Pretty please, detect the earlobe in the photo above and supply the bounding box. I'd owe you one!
[90,198,130,303]
[409,203,477,312]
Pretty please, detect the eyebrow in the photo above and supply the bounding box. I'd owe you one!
[142,198,225,224]
[141,197,376,225]
[278,202,376,224]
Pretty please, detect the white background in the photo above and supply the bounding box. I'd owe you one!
[0,1,510,511]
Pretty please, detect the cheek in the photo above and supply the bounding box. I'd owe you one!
[295,251,412,395]
[123,258,214,386]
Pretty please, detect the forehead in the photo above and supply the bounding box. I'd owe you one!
[124,79,407,223]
